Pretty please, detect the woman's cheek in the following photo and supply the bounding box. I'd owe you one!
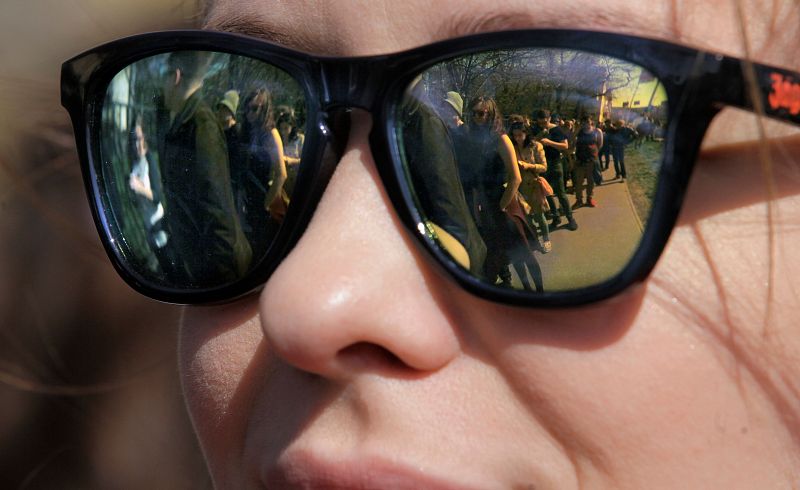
[178,300,264,480]
[493,295,789,485]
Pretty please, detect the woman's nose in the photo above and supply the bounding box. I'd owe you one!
[258,111,461,379]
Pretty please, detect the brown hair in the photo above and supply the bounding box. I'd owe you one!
[241,85,275,136]
[467,95,504,134]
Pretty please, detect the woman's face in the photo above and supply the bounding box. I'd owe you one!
[511,128,526,146]
[246,93,266,125]
[217,106,236,129]
[133,124,147,158]
[180,0,800,487]
[278,121,292,139]
[470,104,490,126]
[217,105,236,129]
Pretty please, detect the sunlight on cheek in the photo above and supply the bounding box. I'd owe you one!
[495,302,759,470]
[702,109,800,149]
[656,186,800,344]
[180,309,263,428]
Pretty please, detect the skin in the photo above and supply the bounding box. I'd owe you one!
[511,128,525,149]
[179,0,800,487]
[448,106,464,128]
[217,106,236,129]
[277,121,291,143]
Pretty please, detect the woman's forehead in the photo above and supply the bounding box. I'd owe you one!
[205,0,797,67]
[205,0,681,54]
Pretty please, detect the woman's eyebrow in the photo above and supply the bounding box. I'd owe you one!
[443,11,544,38]
[443,8,677,41]
[203,12,322,53]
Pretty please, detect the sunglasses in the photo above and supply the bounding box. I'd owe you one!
[61,29,800,306]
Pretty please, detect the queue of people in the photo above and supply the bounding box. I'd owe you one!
[424,88,651,291]
[125,51,645,293]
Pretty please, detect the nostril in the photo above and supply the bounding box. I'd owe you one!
[337,342,406,372]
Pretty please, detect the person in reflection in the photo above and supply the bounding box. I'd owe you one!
[608,118,638,181]
[240,86,286,257]
[573,114,604,208]
[634,114,655,147]
[599,118,614,170]
[216,90,240,145]
[216,90,247,218]
[458,96,541,291]
[399,82,486,275]
[560,117,577,192]
[531,108,578,231]
[157,51,252,285]
[510,120,552,254]
[276,109,304,198]
[437,90,468,165]
[128,114,168,253]
[442,91,465,129]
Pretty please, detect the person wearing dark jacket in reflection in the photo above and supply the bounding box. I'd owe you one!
[400,82,486,276]
[158,51,252,287]
[531,108,577,231]
[608,119,638,180]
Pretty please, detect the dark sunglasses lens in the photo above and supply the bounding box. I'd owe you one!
[97,51,306,291]
[396,48,668,293]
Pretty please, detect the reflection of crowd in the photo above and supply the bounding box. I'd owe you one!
[123,51,650,292]
[413,88,654,291]
[126,52,305,287]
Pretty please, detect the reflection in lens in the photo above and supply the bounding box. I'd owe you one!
[100,51,306,289]
[398,48,668,293]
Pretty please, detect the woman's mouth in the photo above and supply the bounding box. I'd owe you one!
[261,449,485,490]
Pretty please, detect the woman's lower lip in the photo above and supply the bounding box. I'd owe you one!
[261,450,482,490]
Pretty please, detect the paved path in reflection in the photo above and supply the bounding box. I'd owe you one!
[512,165,645,292]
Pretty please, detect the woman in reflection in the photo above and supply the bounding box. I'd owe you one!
[510,120,552,253]
[240,86,286,257]
[275,109,304,198]
[458,96,542,291]
[573,114,603,207]
[127,114,168,256]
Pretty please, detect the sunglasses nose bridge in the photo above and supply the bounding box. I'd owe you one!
[318,58,390,113]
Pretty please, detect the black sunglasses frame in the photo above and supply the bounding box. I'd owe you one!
[62,28,800,306]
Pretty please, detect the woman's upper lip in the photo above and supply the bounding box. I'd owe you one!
[261,449,484,490]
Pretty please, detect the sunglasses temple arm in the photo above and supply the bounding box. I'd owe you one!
[715,57,800,128]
